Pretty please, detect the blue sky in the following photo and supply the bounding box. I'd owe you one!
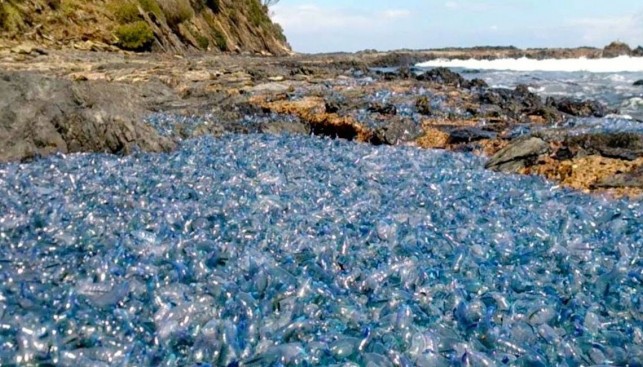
[271,0,643,53]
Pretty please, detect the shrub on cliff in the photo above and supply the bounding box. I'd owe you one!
[158,0,194,27]
[213,28,227,51]
[115,21,154,50]
[109,0,141,23]
[0,2,25,33]
[110,0,165,23]
[246,0,270,26]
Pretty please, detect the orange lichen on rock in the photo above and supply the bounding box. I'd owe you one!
[416,127,450,149]
[476,139,510,157]
[528,115,547,124]
[421,118,479,128]
[522,155,643,193]
[254,96,373,142]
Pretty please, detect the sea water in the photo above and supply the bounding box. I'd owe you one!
[417,56,643,121]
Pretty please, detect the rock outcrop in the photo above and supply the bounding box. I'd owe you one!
[602,41,632,58]
[0,0,290,55]
[486,132,643,192]
[0,71,175,162]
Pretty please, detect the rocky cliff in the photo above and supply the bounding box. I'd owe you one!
[0,0,290,55]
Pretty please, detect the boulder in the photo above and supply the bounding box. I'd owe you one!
[593,166,643,189]
[468,78,488,89]
[0,71,175,162]
[633,80,643,86]
[371,118,423,145]
[485,137,549,172]
[416,67,467,87]
[551,97,610,117]
[565,132,643,161]
[479,85,558,120]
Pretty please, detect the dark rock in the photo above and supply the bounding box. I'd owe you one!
[416,67,467,87]
[633,80,643,86]
[602,41,632,58]
[485,137,549,173]
[479,85,553,120]
[325,99,342,114]
[367,102,397,115]
[381,71,400,81]
[369,53,422,67]
[565,132,643,160]
[260,121,311,136]
[371,118,423,145]
[415,96,432,115]
[593,166,643,189]
[0,71,175,163]
[290,66,316,76]
[552,145,575,161]
[448,128,497,144]
[552,97,610,117]
[633,46,643,57]
[468,78,488,89]
[474,104,503,118]
[398,66,412,79]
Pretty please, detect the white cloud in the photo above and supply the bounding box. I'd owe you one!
[272,4,411,34]
[444,1,460,9]
[381,9,412,19]
[567,11,643,46]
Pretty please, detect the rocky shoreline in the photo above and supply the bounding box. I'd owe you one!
[1,45,641,197]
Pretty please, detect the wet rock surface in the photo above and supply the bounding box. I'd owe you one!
[551,97,612,118]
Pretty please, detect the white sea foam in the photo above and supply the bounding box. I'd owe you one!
[416,56,643,73]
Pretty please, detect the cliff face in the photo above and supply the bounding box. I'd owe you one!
[0,0,290,55]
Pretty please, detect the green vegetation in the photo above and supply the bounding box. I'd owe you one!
[109,0,164,22]
[138,0,164,19]
[158,0,194,27]
[246,0,268,27]
[60,0,80,17]
[212,27,227,51]
[273,22,286,42]
[109,0,140,23]
[0,2,25,33]
[196,34,209,49]
[1,0,287,54]
[115,20,154,50]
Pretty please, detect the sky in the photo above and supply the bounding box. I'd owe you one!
[271,0,643,53]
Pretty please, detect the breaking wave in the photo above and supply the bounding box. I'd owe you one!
[417,56,643,73]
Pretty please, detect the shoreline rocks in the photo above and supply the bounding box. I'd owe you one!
[0,48,641,197]
[0,71,175,162]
